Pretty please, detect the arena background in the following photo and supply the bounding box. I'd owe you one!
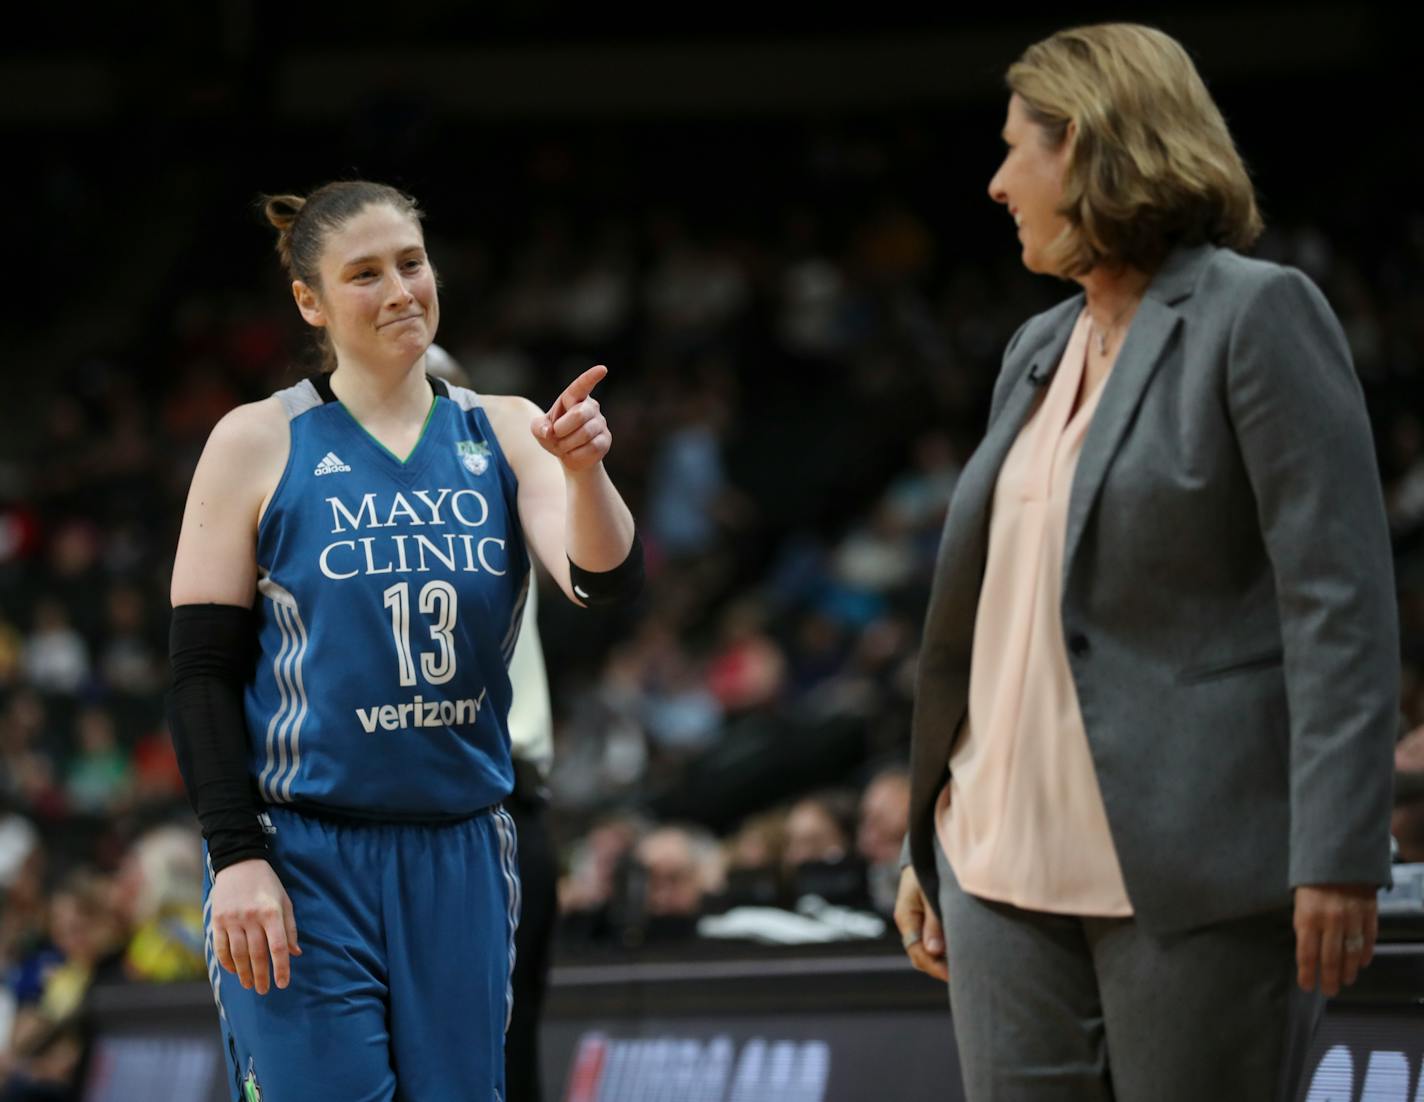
[3,4,1423,1101]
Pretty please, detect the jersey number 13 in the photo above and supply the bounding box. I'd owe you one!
[382,580,458,687]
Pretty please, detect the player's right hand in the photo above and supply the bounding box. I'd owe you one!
[210,858,302,995]
[895,865,948,982]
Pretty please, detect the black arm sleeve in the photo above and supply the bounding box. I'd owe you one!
[166,603,269,874]
[568,529,645,607]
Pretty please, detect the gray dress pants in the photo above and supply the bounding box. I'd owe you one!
[934,839,1323,1102]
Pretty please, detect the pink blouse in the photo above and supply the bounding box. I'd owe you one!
[935,308,1133,916]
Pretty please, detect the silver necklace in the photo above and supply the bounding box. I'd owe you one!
[1090,301,1135,356]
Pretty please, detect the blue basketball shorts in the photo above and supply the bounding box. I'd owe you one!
[203,805,520,1102]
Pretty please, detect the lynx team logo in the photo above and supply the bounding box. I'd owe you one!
[456,440,490,475]
[242,1058,262,1102]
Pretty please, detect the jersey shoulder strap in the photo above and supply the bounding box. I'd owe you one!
[272,377,323,422]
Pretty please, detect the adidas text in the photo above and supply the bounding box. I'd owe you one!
[314,452,352,476]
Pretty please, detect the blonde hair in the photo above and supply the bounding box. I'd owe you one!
[1007,23,1262,276]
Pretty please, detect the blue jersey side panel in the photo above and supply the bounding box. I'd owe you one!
[245,382,527,816]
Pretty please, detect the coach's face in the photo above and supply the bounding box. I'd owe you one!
[988,93,1073,276]
[292,202,440,370]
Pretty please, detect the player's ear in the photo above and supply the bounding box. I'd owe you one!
[292,280,326,328]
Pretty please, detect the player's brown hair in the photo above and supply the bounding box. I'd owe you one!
[260,181,424,370]
[1007,23,1262,277]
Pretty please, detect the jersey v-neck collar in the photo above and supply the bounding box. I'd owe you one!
[309,373,450,467]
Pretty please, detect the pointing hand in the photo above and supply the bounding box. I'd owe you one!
[531,365,612,473]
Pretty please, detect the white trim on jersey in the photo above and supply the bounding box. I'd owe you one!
[202,853,225,1020]
[256,598,294,803]
[499,569,530,668]
[444,382,483,412]
[257,573,311,804]
[492,807,522,1034]
[276,378,322,422]
[275,601,310,801]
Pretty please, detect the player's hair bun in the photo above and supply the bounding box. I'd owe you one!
[264,193,305,231]
[262,193,307,277]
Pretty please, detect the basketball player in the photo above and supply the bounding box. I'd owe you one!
[166,181,642,1101]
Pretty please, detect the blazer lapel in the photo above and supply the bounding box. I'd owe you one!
[1062,244,1211,572]
[1063,300,1179,570]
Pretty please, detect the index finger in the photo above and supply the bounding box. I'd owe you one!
[548,365,608,418]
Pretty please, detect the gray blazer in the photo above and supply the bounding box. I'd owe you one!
[907,242,1399,936]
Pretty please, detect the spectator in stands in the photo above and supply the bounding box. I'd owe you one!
[1392,726,1424,864]
[645,387,735,562]
[784,611,851,702]
[723,810,788,908]
[97,585,162,697]
[547,648,650,811]
[0,697,62,821]
[857,768,910,914]
[635,824,726,924]
[783,794,852,871]
[109,825,206,984]
[643,218,750,343]
[704,598,786,715]
[1,871,123,1101]
[829,503,917,602]
[881,431,962,537]
[21,602,88,697]
[784,792,872,910]
[0,814,46,1068]
[558,812,650,942]
[726,809,788,874]
[63,708,131,817]
[639,622,723,757]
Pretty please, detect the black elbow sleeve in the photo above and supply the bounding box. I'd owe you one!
[568,529,645,607]
[167,603,269,874]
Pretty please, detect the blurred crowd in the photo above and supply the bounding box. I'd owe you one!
[4,110,1424,1094]
[556,768,911,950]
[0,818,205,1099]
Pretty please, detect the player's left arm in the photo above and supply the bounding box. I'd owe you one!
[483,366,636,605]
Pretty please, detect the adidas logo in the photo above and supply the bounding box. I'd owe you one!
[314,451,352,476]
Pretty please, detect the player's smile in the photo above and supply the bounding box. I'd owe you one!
[297,202,441,367]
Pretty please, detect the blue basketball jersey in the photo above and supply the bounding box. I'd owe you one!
[244,374,528,817]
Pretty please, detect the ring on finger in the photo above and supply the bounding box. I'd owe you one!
[1344,933,1365,954]
[902,929,923,950]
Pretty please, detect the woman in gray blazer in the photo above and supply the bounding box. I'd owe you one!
[893,23,1397,1102]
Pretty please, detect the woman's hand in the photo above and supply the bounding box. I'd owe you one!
[531,365,611,473]
[209,858,301,995]
[894,864,948,982]
[1294,883,1378,997]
